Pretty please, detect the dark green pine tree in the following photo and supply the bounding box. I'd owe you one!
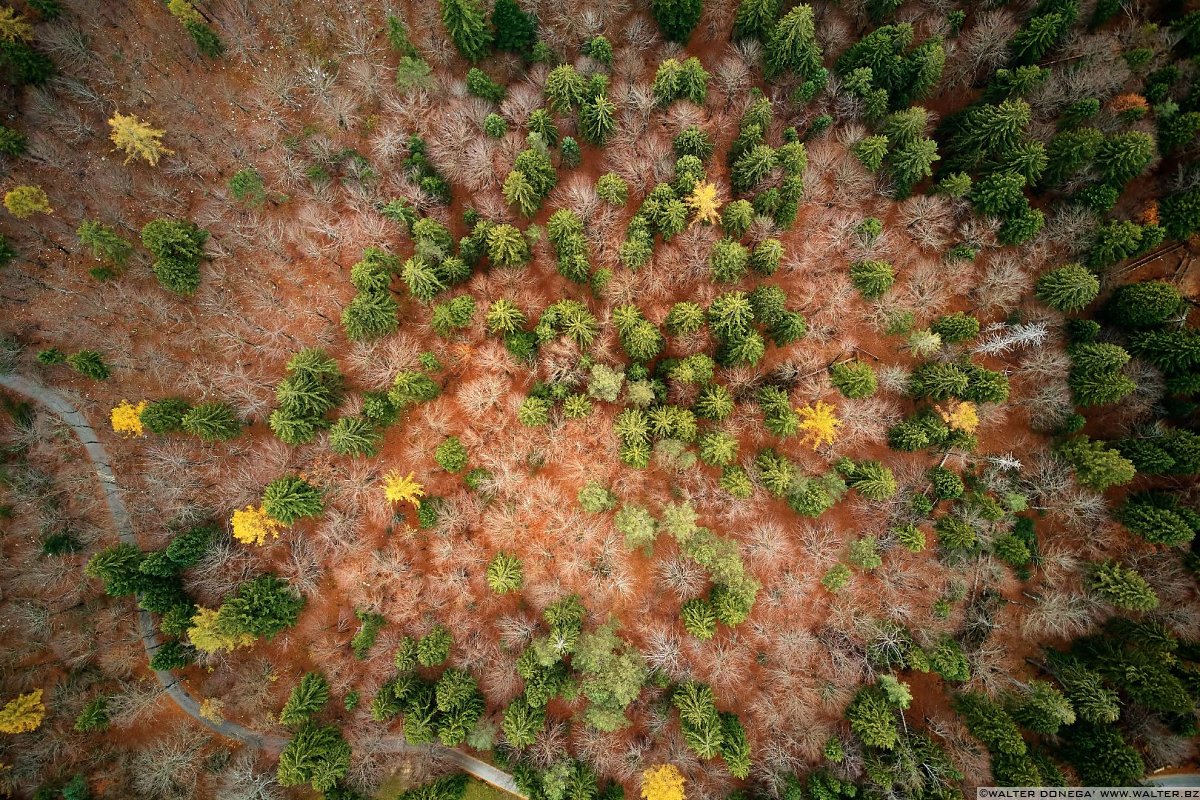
[219,575,305,639]
[492,0,537,54]
[649,0,702,44]
[764,5,824,80]
[1104,280,1184,329]
[732,0,781,42]
[280,672,331,726]
[440,0,493,62]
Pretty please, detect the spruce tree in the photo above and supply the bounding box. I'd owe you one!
[1056,435,1136,491]
[492,0,536,54]
[1005,681,1075,735]
[1104,280,1184,329]
[279,672,330,726]
[1086,560,1159,611]
[1035,263,1099,311]
[649,0,702,44]
[219,575,305,639]
[764,5,823,80]
[181,401,241,441]
[440,0,492,62]
[732,0,781,41]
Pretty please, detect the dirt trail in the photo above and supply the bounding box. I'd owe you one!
[0,373,524,797]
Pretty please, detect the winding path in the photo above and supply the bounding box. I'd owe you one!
[0,374,522,795]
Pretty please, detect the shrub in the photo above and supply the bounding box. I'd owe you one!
[578,482,617,513]
[847,536,881,570]
[822,563,851,592]
[229,168,266,206]
[615,503,657,549]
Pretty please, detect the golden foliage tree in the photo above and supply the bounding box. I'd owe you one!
[0,690,45,734]
[937,399,979,433]
[187,607,255,654]
[110,400,147,437]
[383,470,425,506]
[4,185,52,218]
[167,0,204,25]
[108,113,174,166]
[797,400,842,449]
[686,182,721,226]
[198,698,225,723]
[231,505,284,546]
[641,764,685,800]
[0,8,33,43]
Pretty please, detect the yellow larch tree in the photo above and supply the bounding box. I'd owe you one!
[198,698,225,723]
[167,0,204,25]
[3,185,52,218]
[110,400,147,437]
[231,505,284,546]
[797,400,842,449]
[686,182,721,226]
[383,470,425,506]
[641,764,685,800]
[108,113,174,166]
[937,399,979,434]
[0,689,45,734]
[187,607,255,654]
[0,8,33,43]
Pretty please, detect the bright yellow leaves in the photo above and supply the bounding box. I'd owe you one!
[198,698,224,723]
[0,690,45,734]
[231,505,284,546]
[187,607,255,654]
[383,470,425,506]
[938,399,979,434]
[4,185,52,218]
[641,764,685,800]
[797,400,842,449]
[0,8,33,43]
[108,113,174,166]
[110,400,146,437]
[686,182,721,226]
